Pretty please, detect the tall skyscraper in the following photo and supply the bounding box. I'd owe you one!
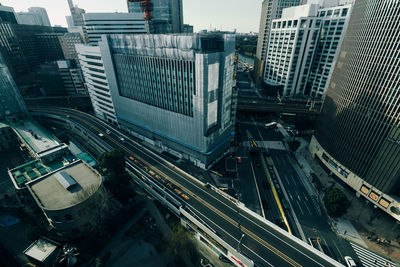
[100,33,235,168]
[59,32,83,61]
[254,0,302,81]
[309,0,400,221]
[28,7,51,26]
[0,22,67,84]
[263,1,352,98]
[127,0,183,33]
[83,13,147,45]
[0,4,17,24]
[67,0,85,27]
[0,52,27,119]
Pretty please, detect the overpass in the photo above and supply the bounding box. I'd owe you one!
[237,98,321,115]
[31,107,342,267]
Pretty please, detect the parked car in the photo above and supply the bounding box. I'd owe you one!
[344,256,357,267]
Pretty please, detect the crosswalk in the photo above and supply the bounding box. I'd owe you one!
[351,242,396,267]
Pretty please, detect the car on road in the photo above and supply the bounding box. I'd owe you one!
[119,137,125,142]
[105,129,111,134]
[344,256,356,267]
[237,157,242,164]
[98,133,104,138]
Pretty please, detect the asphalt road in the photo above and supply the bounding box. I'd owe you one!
[32,107,342,267]
[244,117,359,266]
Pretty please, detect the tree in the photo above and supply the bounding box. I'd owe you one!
[99,149,125,174]
[165,225,197,264]
[99,149,134,203]
[323,188,350,217]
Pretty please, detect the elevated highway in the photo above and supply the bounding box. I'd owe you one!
[31,107,342,267]
[237,98,321,115]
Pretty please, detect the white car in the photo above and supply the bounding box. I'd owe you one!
[344,256,356,267]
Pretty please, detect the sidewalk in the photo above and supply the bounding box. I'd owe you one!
[295,137,400,263]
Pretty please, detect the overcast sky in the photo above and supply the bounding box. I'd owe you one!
[1,0,261,33]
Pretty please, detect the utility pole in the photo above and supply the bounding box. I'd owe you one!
[237,233,245,253]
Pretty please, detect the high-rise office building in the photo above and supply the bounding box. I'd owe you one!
[67,0,85,27]
[264,2,352,98]
[0,4,17,24]
[83,13,147,45]
[76,44,118,125]
[16,7,51,27]
[254,0,302,82]
[127,0,183,33]
[183,24,194,33]
[57,60,86,95]
[0,52,27,119]
[35,33,65,62]
[28,7,51,27]
[16,12,43,26]
[0,22,67,84]
[59,32,83,61]
[100,33,235,168]
[309,0,400,221]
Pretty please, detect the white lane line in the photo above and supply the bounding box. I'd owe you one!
[351,243,396,267]
[304,203,312,215]
[290,175,297,185]
[250,160,266,219]
[296,201,305,215]
[296,192,301,201]
[284,175,290,185]
[289,193,293,201]
[188,204,275,267]
[331,239,343,260]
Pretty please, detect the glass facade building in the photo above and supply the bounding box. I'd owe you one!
[309,0,400,221]
[0,52,27,119]
[100,33,235,168]
[127,0,183,33]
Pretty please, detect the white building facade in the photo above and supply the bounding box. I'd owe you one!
[75,44,118,125]
[100,33,235,168]
[264,1,352,98]
[83,13,147,45]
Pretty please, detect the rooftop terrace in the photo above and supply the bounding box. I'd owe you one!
[26,160,102,211]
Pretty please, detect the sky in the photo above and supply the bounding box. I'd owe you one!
[1,0,262,33]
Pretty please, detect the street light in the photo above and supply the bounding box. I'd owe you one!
[237,233,245,253]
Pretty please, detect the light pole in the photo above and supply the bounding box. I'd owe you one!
[237,233,245,253]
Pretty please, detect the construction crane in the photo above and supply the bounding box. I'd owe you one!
[128,0,153,20]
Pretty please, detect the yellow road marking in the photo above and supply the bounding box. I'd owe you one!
[52,111,302,267]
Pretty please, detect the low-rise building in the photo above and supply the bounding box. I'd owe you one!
[25,160,105,238]
[10,119,68,163]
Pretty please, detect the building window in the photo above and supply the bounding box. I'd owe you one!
[65,214,74,222]
[341,8,348,17]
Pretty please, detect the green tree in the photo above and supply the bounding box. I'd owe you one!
[323,188,350,217]
[99,149,125,174]
[166,225,197,264]
[99,149,133,203]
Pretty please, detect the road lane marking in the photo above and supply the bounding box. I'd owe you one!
[296,202,305,215]
[250,160,266,219]
[284,175,290,185]
[64,112,301,266]
[45,110,335,267]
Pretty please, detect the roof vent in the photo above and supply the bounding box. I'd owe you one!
[55,171,77,190]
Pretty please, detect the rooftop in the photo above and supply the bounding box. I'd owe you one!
[8,160,52,189]
[24,238,58,263]
[11,119,67,160]
[26,160,102,211]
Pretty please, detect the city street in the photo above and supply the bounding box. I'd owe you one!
[235,114,359,265]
